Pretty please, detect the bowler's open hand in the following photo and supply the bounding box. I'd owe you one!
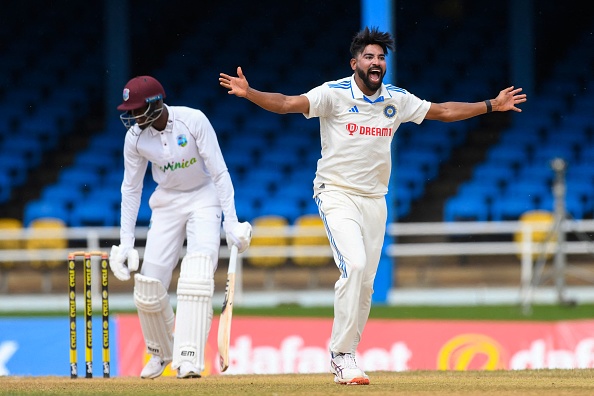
[493,86,527,112]
[219,67,249,97]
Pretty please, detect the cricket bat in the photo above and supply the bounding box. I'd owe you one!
[218,244,238,372]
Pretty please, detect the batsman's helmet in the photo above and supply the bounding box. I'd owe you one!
[118,76,166,129]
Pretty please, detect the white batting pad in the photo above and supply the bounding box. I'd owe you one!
[171,253,214,371]
[134,274,175,361]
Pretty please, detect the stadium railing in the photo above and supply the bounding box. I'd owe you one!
[1,220,594,306]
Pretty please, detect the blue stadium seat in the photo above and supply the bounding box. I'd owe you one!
[96,185,122,210]
[41,183,85,210]
[242,113,284,134]
[288,168,316,185]
[397,148,440,180]
[444,195,489,222]
[2,138,43,169]
[407,129,454,159]
[223,149,253,178]
[0,172,11,204]
[48,87,88,113]
[456,181,501,206]
[234,197,260,223]
[565,178,594,214]
[517,163,554,184]
[498,127,543,153]
[273,133,314,152]
[136,201,151,227]
[504,180,552,206]
[531,144,575,165]
[491,194,536,221]
[103,171,125,188]
[234,183,265,207]
[69,198,117,227]
[563,107,594,127]
[393,187,413,219]
[0,153,28,186]
[301,197,320,217]
[57,168,102,193]
[211,116,238,137]
[258,197,303,223]
[545,127,589,149]
[241,167,285,193]
[578,145,594,164]
[471,163,515,190]
[88,133,124,159]
[566,163,594,182]
[529,95,569,114]
[395,167,426,198]
[511,112,553,131]
[19,115,61,149]
[224,133,267,159]
[73,150,113,175]
[258,149,301,170]
[486,144,529,169]
[23,199,70,226]
[276,183,309,203]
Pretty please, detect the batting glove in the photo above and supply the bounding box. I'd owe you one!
[223,221,252,253]
[109,244,140,281]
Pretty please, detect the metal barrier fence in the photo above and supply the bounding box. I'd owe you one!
[1,220,594,310]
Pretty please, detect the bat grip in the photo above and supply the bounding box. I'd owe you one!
[228,245,238,274]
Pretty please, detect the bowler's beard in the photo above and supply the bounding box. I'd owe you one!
[356,66,384,93]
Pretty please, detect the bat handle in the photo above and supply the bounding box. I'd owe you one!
[228,245,239,274]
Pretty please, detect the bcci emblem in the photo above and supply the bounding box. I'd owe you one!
[122,88,130,102]
[383,104,397,118]
[177,134,188,147]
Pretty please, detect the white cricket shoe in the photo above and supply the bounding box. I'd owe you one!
[177,362,201,379]
[330,352,370,385]
[140,355,171,379]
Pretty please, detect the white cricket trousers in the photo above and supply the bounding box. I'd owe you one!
[315,190,387,354]
[141,187,222,290]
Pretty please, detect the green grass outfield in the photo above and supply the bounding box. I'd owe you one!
[3,303,593,321]
[228,303,594,321]
[233,304,594,321]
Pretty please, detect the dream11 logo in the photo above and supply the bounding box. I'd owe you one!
[346,123,392,137]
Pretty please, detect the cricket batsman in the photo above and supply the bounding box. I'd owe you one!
[109,75,251,379]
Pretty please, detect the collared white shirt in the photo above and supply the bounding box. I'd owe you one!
[303,74,430,198]
[119,105,236,245]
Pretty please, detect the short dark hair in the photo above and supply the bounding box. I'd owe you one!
[349,27,395,58]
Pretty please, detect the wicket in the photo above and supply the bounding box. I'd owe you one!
[68,251,110,379]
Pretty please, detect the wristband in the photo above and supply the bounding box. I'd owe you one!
[484,100,492,113]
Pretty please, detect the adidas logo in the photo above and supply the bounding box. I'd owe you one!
[348,106,359,113]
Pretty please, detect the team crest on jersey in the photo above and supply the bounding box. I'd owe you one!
[177,134,188,147]
[122,88,130,102]
[383,104,397,118]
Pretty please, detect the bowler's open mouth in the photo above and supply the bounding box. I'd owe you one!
[369,68,382,82]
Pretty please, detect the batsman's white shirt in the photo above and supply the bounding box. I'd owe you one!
[120,105,236,258]
[304,74,430,197]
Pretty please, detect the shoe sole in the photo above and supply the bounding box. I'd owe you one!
[334,376,370,385]
[177,372,202,379]
[141,369,166,380]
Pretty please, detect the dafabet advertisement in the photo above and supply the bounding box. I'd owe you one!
[2,316,594,376]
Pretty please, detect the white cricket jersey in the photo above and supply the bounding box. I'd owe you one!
[303,74,431,198]
[120,105,236,246]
